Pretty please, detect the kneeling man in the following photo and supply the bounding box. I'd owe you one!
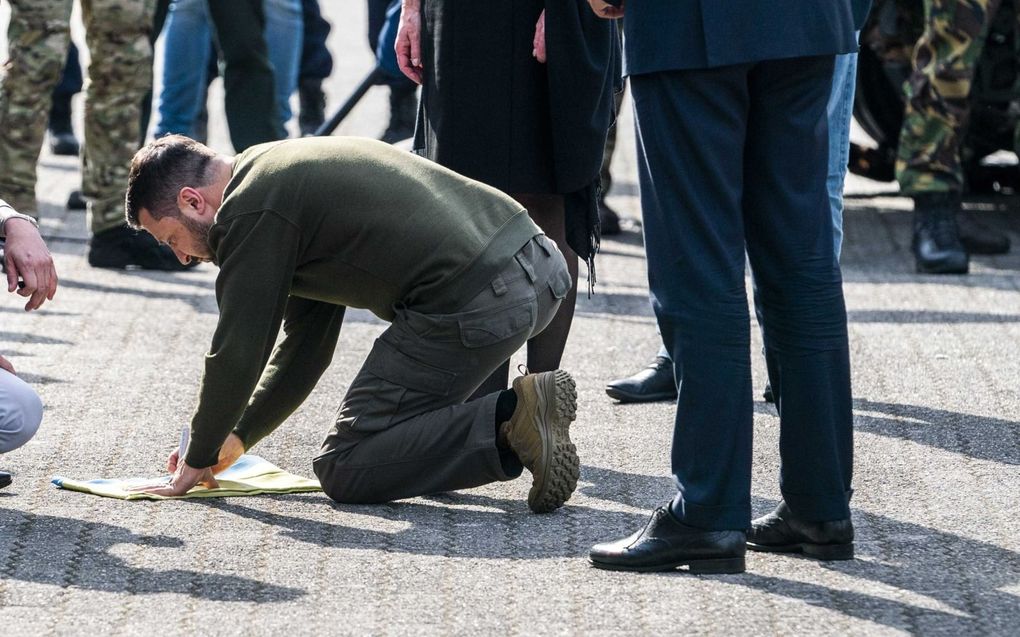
[127,135,579,512]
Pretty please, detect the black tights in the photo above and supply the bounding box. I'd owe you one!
[473,193,579,400]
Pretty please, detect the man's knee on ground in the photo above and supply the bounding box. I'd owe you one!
[0,380,42,454]
[314,456,385,505]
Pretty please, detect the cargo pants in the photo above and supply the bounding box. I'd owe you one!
[313,234,572,504]
[0,0,154,232]
[896,0,1015,195]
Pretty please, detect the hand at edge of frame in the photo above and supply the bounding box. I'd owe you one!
[396,0,424,84]
[588,0,625,19]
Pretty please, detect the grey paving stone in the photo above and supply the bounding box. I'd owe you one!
[1,2,1019,635]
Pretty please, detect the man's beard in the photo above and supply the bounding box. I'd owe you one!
[179,214,214,261]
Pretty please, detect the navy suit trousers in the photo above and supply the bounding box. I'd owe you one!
[630,55,854,531]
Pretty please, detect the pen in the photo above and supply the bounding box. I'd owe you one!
[178,426,189,463]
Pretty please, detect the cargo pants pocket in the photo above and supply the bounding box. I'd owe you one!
[337,338,458,435]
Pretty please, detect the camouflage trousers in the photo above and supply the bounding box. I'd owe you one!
[896,0,1009,196]
[0,0,154,233]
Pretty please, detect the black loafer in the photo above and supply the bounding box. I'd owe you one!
[747,501,854,560]
[0,471,12,490]
[605,356,677,403]
[590,506,746,573]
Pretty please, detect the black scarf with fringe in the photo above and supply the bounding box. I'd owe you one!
[545,3,620,296]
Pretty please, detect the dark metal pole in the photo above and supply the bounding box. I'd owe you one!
[314,67,385,137]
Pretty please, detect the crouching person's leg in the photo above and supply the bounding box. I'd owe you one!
[0,369,43,489]
[314,235,580,512]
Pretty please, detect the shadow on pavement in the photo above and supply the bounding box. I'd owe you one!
[204,491,649,561]
[0,509,305,602]
[12,372,65,385]
[0,306,79,317]
[578,466,1020,634]
[754,398,1020,466]
[56,278,217,315]
[0,331,73,346]
[852,398,1020,466]
[847,309,1020,323]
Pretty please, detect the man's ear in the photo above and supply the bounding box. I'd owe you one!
[178,186,204,212]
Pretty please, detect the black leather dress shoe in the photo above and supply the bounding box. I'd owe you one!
[747,501,854,560]
[0,471,12,490]
[605,356,677,403]
[590,506,746,573]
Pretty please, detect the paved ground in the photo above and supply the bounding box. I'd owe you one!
[2,4,1020,636]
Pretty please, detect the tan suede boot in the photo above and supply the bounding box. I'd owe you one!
[501,369,580,513]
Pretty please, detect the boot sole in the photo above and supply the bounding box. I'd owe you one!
[915,259,969,275]
[916,265,969,275]
[528,370,579,513]
[590,555,746,574]
[746,540,854,561]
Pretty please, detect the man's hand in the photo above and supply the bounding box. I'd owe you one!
[588,0,625,19]
[132,459,219,496]
[4,218,57,311]
[533,10,547,63]
[395,0,423,84]
[166,432,244,476]
[0,354,15,375]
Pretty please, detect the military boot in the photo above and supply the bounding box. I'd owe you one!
[298,77,326,137]
[380,84,417,144]
[47,88,80,156]
[912,194,969,274]
[958,212,1010,255]
[88,225,199,271]
[500,370,580,513]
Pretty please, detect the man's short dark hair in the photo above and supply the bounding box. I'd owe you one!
[125,135,217,229]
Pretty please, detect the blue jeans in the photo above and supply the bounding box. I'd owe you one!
[654,47,859,362]
[155,0,303,138]
[827,48,859,261]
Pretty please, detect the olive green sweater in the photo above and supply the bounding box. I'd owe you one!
[183,137,539,468]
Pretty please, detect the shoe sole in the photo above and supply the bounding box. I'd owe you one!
[604,386,676,404]
[589,556,746,574]
[746,540,854,561]
[962,241,1010,255]
[915,260,969,275]
[528,369,579,513]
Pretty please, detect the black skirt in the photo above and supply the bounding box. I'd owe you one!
[414,0,557,193]
[413,0,618,278]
